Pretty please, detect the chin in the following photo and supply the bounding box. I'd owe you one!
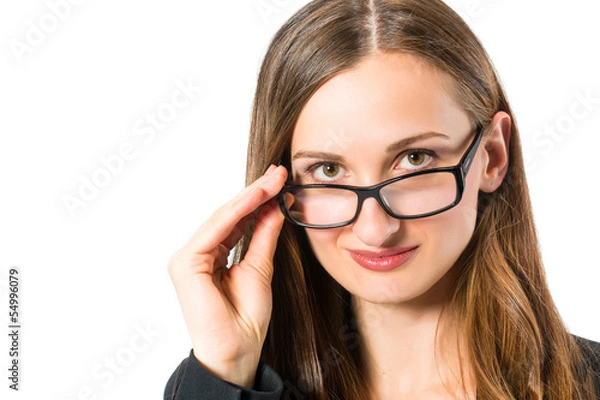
[323,254,460,309]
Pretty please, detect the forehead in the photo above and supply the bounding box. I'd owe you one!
[291,52,470,152]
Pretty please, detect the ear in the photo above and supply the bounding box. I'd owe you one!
[479,111,511,193]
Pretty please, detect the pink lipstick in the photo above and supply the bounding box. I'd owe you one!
[347,246,417,272]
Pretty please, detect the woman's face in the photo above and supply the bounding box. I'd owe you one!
[290,52,487,306]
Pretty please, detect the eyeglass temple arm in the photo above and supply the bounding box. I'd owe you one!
[460,126,484,176]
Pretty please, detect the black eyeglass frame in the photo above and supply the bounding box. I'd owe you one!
[277,126,485,229]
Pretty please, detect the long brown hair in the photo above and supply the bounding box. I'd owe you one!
[235,0,596,398]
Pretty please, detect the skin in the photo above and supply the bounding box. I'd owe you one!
[291,52,510,398]
[168,164,288,388]
[169,51,510,397]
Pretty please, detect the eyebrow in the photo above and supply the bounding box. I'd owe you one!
[291,131,451,161]
[385,131,451,153]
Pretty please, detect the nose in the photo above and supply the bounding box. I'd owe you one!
[351,197,402,247]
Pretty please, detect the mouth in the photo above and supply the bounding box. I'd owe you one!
[347,246,418,272]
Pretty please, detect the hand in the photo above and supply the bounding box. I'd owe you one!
[168,165,287,387]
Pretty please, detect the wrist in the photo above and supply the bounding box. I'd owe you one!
[192,349,259,388]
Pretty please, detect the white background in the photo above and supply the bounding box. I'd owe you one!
[0,0,599,399]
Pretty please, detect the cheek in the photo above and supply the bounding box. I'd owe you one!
[418,199,477,248]
[417,158,482,251]
[409,155,483,261]
[304,228,341,263]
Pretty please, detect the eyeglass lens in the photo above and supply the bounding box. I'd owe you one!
[282,171,458,226]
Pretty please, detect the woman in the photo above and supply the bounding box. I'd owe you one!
[165,0,600,398]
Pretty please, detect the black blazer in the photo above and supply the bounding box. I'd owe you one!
[164,336,600,399]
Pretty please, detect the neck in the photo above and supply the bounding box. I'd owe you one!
[352,279,475,398]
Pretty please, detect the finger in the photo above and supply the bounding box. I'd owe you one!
[221,212,254,250]
[186,166,287,254]
[240,198,285,280]
[221,187,292,250]
[168,241,230,280]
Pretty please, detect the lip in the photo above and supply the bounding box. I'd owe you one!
[347,246,418,272]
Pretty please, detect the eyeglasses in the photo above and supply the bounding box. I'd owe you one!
[277,126,484,229]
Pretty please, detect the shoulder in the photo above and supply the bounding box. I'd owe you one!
[573,335,600,369]
[573,335,600,397]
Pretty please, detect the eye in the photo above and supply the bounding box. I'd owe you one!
[399,150,433,170]
[305,162,345,182]
[321,163,340,177]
